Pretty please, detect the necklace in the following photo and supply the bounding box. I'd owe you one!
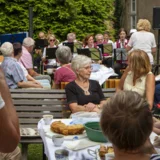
[75,80,90,95]
[82,88,90,95]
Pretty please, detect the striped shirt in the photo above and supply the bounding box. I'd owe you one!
[150,154,160,160]
[1,57,26,89]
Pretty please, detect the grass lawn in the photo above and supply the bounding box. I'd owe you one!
[20,144,43,160]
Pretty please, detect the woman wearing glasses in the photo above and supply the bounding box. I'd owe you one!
[42,34,58,67]
[65,55,106,113]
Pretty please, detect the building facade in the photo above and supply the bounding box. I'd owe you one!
[121,0,160,39]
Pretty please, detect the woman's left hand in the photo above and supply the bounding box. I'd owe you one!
[92,107,101,113]
[85,102,96,112]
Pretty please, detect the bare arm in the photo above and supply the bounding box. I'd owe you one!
[152,47,157,56]
[17,81,43,88]
[26,74,36,81]
[116,66,130,92]
[91,100,106,112]
[146,73,155,110]
[27,68,40,77]
[26,75,43,87]
[126,45,132,52]
[69,102,87,113]
[52,81,60,89]
[0,68,20,153]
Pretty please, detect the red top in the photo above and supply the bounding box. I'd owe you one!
[54,64,76,84]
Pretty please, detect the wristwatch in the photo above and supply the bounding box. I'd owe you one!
[0,96,5,110]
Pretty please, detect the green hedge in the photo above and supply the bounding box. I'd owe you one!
[0,0,118,41]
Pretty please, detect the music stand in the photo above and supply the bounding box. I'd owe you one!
[35,39,48,49]
[46,48,58,59]
[77,48,91,58]
[63,42,74,53]
[114,48,128,68]
[89,48,102,60]
[97,43,113,55]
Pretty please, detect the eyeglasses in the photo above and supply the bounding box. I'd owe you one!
[82,66,93,70]
[50,39,55,42]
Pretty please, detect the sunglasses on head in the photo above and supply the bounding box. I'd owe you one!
[50,39,55,42]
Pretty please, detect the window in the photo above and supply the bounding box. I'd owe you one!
[131,15,136,29]
[132,0,136,12]
[130,0,137,29]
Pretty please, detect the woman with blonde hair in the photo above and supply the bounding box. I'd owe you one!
[42,34,58,67]
[117,49,155,110]
[127,19,156,64]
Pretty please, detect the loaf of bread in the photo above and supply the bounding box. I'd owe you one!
[50,121,85,135]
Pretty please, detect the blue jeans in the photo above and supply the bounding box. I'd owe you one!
[154,83,160,104]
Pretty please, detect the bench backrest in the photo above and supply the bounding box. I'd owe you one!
[10,88,115,128]
[10,89,68,128]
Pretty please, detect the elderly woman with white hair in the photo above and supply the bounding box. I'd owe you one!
[65,55,106,113]
[53,46,76,89]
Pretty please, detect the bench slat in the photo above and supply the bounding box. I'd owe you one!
[10,89,65,93]
[20,125,38,128]
[18,112,63,118]
[16,106,63,111]
[13,100,67,105]
[19,119,41,124]
[104,92,115,98]
[12,94,66,99]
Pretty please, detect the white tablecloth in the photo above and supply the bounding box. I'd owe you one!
[38,119,109,160]
[90,65,117,85]
[38,119,160,160]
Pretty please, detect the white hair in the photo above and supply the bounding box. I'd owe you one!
[56,46,72,64]
[67,33,76,41]
[95,34,103,40]
[0,42,13,57]
[71,55,92,73]
[23,37,35,47]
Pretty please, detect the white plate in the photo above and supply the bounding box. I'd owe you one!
[20,128,39,137]
[88,144,113,160]
[44,125,87,140]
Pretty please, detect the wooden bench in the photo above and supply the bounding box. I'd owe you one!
[10,88,116,160]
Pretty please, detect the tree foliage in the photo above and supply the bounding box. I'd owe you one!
[0,0,116,41]
[113,0,123,36]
